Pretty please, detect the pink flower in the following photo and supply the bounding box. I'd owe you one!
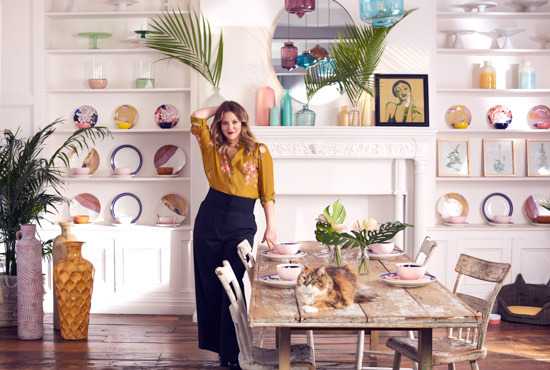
[333,224,347,231]
[248,164,257,174]
[352,220,362,232]
[316,214,329,223]
[220,161,230,173]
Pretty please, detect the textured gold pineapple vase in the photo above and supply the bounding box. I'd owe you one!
[53,241,94,340]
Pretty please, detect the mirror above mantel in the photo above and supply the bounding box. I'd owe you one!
[270,1,354,105]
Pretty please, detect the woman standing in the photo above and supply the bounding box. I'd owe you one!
[190,101,277,368]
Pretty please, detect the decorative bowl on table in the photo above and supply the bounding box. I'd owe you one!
[276,263,302,281]
[396,263,426,280]
[275,242,301,255]
[370,242,394,254]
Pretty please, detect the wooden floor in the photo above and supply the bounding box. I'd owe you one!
[0,314,549,369]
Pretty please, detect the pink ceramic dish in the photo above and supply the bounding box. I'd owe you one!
[448,215,467,224]
[158,216,177,224]
[493,215,511,224]
[275,242,300,255]
[72,167,90,175]
[277,263,301,281]
[396,263,426,280]
[114,167,132,175]
[370,242,394,254]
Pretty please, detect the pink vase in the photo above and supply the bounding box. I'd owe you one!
[15,224,43,340]
[256,86,275,126]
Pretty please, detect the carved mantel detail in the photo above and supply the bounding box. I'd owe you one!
[266,141,417,158]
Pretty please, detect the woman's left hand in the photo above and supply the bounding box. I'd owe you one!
[262,225,277,251]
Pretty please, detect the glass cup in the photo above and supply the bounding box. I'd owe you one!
[136,61,155,88]
[88,61,107,89]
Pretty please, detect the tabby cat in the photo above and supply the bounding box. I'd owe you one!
[296,264,374,313]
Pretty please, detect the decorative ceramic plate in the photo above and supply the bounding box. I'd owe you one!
[488,221,513,227]
[443,222,469,227]
[487,105,512,128]
[261,250,307,261]
[110,192,142,224]
[114,104,139,129]
[68,148,100,174]
[524,194,550,223]
[482,193,513,222]
[110,145,143,175]
[157,193,189,223]
[445,105,472,127]
[366,248,405,259]
[437,193,469,222]
[528,105,550,129]
[154,145,186,174]
[73,105,98,129]
[70,193,101,223]
[379,273,437,288]
[155,104,179,129]
[260,274,297,288]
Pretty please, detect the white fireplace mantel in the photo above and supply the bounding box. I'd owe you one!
[254,127,437,254]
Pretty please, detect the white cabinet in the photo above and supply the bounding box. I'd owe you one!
[39,0,199,314]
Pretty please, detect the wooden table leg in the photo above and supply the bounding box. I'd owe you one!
[418,328,433,370]
[279,327,291,370]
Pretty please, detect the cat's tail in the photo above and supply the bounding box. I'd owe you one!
[355,285,377,303]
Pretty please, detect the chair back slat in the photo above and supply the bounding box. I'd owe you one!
[415,236,438,265]
[237,240,255,278]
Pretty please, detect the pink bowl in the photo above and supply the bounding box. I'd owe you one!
[448,215,467,224]
[370,242,394,254]
[72,167,90,175]
[536,122,550,129]
[493,215,511,224]
[114,167,132,175]
[158,216,177,224]
[396,263,426,280]
[277,263,301,281]
[275,242,300,255]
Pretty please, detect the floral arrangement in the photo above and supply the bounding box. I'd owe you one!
[315,200,413,272]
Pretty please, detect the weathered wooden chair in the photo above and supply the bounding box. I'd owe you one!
[237,240,315,350]
[385,254,511,370]
[216,260,316,370]
[356,236,439,370]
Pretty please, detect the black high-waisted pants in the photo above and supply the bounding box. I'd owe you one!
[193,187,257,362]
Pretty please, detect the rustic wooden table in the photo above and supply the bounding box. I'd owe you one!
[248,241,480,370]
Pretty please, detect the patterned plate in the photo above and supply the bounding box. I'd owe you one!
[366,248,405,259]
[73,105,98,129]
[524,194,550,223]
[482,193,513,222]
[114,104,139,129]
[157,194,189,223]
[154,145,186,174]
[437,193,469,222]
[445,105,471,127]
[528,105,550,129]
[487,105,512,128]
[110,145,143,175]
[261,250,307,261]
[110,192,142,224]
[260,274,297,288]
[379,273,437,288]
[70,193,101,223]
[155,104,179,129]
[68,148,100,174]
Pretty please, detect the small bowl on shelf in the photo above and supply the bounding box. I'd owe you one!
[396,263,426,280]
[72,215,90,224]
[454,122,468,129]
[276,263,302,281]
[275,242,300,255]
[448,215,467,224]
[158,215,177,224]
[493,215,511,224]
[156,167,174,175]
[536,215,550,224]
[536,122,550,129]
[116,121,132,129]
[370,242,394,254]
[115,215,133,224]
[114,167,132,175]
[72,167,90,175]
[494,123,509,130]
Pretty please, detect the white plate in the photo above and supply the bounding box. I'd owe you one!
[111,174,136,178]
[259,274,297,288]
[443,222,469,227]
[380,273,437,288]
[482,193,513,222]
[155,223,180,228]
[366,248,405,259]
[531,222,550,227]
[111,144,143,175]
[261,250,307,261]
[154,174,180,178]
[488,221,513,227]
[112,222,136,227]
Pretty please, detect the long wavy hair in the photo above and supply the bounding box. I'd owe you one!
[210,101,257,155]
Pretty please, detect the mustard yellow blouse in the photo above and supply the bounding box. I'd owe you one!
[190,116,275,205]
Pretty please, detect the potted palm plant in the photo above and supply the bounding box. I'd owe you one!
[0,118,110,326]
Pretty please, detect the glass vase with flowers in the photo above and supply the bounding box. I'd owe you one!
[314,200,413,274]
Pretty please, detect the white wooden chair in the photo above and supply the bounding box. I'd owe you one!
[385,254,511,370]
[216,260,316,370]
[356,236,439,370]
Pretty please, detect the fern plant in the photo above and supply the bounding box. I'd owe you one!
[0,119,111,276]
[144,6,223,88]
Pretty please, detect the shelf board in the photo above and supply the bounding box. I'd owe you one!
[436,176,549,182]
[46,48,158,54]
[53,128,190,133]
[429,224,550,231]
[437,11,550,19]
[45,10,186,19]
[437,48,550,55]
[46,88,190,93]
[437,129,548,134]
[67,176,191,181]
[437,88,550,94]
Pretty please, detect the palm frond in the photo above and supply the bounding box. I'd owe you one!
[144,6,223,88]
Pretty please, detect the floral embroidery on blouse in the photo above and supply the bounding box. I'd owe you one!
[220,159,231,175]
[207,166,214,179]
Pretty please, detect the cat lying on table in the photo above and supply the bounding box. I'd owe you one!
[296,264,375,313]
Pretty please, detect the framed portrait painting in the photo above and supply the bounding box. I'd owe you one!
[374,74,429,127]
[483,139,516,177]
[438,139,470,177]
[526,139,550,177]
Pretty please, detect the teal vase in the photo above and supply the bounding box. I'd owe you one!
[295,105,315,126]
[280,89,292,126]
[269,107,280,126]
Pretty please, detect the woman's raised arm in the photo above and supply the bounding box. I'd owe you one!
[192,106,219,119]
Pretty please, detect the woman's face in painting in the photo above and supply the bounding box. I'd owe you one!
[220,111,242,145]
[394,83,411,102]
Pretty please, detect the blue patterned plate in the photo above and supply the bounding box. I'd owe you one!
[73,105,98,129]
[259,274,297,288]
[110,192,142,224]
[110,145,143,175]
[482,193,513,223]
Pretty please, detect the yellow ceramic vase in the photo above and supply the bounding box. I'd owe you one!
[53,241,95,340]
